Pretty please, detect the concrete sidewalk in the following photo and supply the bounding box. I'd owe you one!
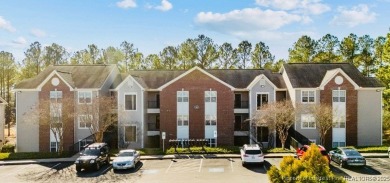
[0,152,387,166]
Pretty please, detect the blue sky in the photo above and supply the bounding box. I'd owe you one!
[0,0,389,62]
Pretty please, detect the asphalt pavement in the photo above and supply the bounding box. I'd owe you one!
[0,152,387,166]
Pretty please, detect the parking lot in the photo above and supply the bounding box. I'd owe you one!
[0,157,390,183]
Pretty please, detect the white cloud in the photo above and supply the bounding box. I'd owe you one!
[116,0,137,9]
[30,28,47,38]
[331,4,377,27]
[12,37,27,45]
[147,0,173,12]
[195,8,304,32]
[156,0,172,11]
[255,0,330,15]
[0,16,16,32]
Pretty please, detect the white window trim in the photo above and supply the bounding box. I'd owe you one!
[205,115,217,126]
[78,91,93,104]
[205,91,217,103]
[256,92,269,111]
[124,125,137,143]
[177,91,189,103]
[78,114,93,129]
[177,115,189,126]
[301,114,316,129]
[332,90,346,103]
[301,90,316,104]
[124,92,137,111]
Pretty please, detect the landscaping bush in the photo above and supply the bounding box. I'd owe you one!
[268,144,346,183]
[1,144,15,153]
[166,146,239,154]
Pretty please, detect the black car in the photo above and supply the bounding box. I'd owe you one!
[75,143,110,172]
[329,147,366,168]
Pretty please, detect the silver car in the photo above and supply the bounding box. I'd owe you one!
[112,149,141,171]
[329,147,366,168]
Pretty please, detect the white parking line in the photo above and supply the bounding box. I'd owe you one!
[199,159,203,172]
[165,161,173,173]
[230,159,234,172]
[50,163,61,170]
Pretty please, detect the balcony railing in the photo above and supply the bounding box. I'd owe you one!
[148,101,160,108]
[234,101,249,108]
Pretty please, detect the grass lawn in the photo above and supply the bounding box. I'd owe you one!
[0,152,72,160]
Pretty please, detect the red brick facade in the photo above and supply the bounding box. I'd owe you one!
[321,74,357,149]
[39,75,75,152]
[160,70,235,148]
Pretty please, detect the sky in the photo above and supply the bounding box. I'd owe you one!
[0,0,389,62]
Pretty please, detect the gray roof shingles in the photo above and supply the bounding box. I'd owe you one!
[283,63,384,88]
[14,65,116,89]
[126,69,286,89]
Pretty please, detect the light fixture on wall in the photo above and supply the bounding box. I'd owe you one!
[194,105,199,109]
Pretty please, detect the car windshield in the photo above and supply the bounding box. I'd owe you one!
[83,148,100,156]
[345,150,361,156]
[118,152,134,157]
[245,150,261,155]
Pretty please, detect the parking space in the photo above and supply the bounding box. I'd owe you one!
[1,157,389,182]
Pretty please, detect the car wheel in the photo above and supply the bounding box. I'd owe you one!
[96,163,100,171]
[76,167,81,172]
[339,160,345,168]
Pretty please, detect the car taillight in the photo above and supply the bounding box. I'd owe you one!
[258,154,263,157]
[244,154,249,157]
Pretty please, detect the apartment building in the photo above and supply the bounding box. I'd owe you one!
[0,97,7,149]
[14,63,384,152]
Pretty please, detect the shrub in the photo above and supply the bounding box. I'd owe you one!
[1,144,15,153]
[268,144,346,183]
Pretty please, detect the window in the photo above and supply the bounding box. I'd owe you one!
[50,142,59,152]
[50,91,62,103]
[205,115,217,126]
[177,115,189,126]
[78,115,92,129]
[206,138,217,147]
[256,93,268,110]
[125,94,136,110]
[205,91,217,102]
[177,91,189,102]
[333,116,346,128]
[301,114,316,129]
[332,142,346,148]
[124,126,137,142]
[302,91,315,103]
[332,90,346,102]
[78,91,92,104]
[50,103,62,124]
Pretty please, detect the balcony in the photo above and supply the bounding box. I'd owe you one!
[234,101,249,113]
[147,122,160,136]
[147,101,160,113]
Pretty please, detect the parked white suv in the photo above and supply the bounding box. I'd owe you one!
[240,144,264,166]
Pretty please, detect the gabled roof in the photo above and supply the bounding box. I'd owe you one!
[14,65,116,90]
[283,63,384,88]
[125,68,286,90]
[206,69,286,89]
[0,97,7,105]
[158,67,235,90]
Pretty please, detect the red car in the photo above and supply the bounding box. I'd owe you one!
[296,145,330,164]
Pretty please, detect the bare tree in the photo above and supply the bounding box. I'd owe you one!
[311,103,333,146]
[254,100,296,149]
[29,96,74,155]
[77,95,117,143]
